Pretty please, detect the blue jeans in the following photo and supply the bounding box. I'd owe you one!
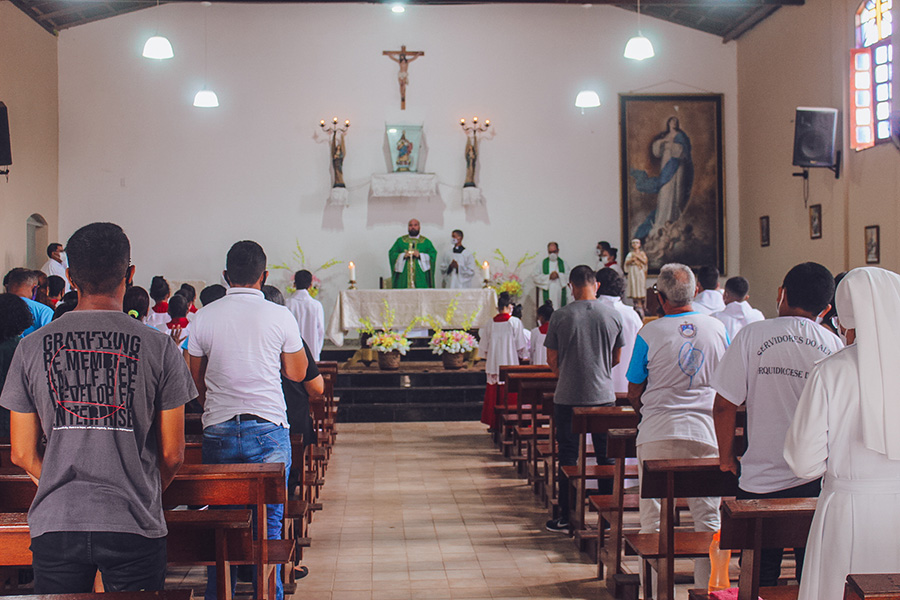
[202,416,291,600]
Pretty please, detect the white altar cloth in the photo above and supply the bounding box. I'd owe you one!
[370,173,439,198]
[326,288,498,346]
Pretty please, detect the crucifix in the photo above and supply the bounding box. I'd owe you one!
[383,45,424,110]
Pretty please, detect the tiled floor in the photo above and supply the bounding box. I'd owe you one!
[294,421,612,600]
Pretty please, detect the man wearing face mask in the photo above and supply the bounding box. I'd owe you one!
[534,242,568,308]
[41,243,70,293]
[439,229,476,289]
[711,262,842,588]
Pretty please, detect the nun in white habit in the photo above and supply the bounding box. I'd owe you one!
[784,267,900,600]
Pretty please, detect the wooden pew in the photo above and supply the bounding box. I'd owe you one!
[624,458,739,600]
[503,372,557,464]
[493,365,552,446]
[844,574,900,600]
[1,591,194,600]
[594,428,639,592]
[513,378,558,484]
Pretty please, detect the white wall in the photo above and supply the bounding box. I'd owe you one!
[58,3,739,325]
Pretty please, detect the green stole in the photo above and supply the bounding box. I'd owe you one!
[389,235,437,289]
[542,257,567,306]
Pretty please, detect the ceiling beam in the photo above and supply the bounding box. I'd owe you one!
[722,4,780,41]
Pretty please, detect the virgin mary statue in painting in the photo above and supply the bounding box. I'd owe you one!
[631,116,694,239]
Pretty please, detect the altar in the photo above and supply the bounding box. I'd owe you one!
[326,288,498,346]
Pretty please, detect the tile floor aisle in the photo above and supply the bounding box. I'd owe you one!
[294,421,613,600]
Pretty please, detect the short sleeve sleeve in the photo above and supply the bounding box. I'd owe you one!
[626,334,650,384]
[187,315,206,358]
[156,338,198,412]
[711,330,749,406]
[612,313,625,350]
[544,314,559,351]
[281,310,304,355]
[301,340,319,382]
[0,346,37,413]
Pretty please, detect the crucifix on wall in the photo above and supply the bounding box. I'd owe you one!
[383,45,424,110]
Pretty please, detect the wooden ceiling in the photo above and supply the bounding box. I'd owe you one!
[8,0,802,40]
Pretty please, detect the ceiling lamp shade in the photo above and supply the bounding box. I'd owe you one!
[193,89,219,108]
[624,33,655,60]
[575,90,601,110]
[142,35,174,60]
[391,3,406,13]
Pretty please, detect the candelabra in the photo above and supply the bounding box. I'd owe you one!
[460,116,490,205]
[321,117,350,206]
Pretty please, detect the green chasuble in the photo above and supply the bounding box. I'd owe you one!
[389,235,438,289]
[542,257,567,306]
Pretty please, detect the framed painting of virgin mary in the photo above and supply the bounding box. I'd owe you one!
[620,94,725,274]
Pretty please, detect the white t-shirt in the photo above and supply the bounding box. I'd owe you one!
[712,316,843,493]
[285,289,325,361]
[599,295,643,394]
[41,258,70,292]
[694,289,726,315]
[626,311,729,447]
[712,300,764,339]
[188,287,304,428]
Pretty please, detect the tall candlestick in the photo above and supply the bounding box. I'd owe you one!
[349,261,356,281]
[482,261,490,281]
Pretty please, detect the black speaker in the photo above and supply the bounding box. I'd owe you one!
[792,107,838,167]
[0,102,10,167]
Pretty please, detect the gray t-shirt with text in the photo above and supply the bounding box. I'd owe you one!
[544,299,624,406]
[0,310,196,538]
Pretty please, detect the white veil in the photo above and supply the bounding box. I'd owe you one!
[835,267,900,460]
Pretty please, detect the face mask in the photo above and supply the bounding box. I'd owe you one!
[549,253,558,261]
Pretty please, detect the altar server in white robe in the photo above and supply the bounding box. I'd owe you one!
[712,276,764,339]
[533,242,568,308]
[597,268,642,395]
[439,229,476,289]
[693,265,725,315]
[784,267,900,600]
[480,292,528,428]
[285,270,325,361]
[529,301,554,366]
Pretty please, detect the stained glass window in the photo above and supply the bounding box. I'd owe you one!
[852,0,893,150]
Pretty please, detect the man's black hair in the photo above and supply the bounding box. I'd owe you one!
[598,241,612,252]
[782,262,835,315]
[293,270,313,290]
[53,291,79,320]
[65,223,131,295]
[149,276,170,302]
[0,293,34,340]
[262,285,285,306]
[47,275,66,298]
[820,272,847,332]
[607,247,618,260]
[46,243,63,258]
[167,293,189,319]
[452,229,464,238]
[178,283,196,304]
[724,276,750,299]
[123,286,150,319]
[596,267,626,297]
[569,264,596,288]
[696,265,719,291]
[226,241,266,286]
[498,291,511,310]
[511,304,523,319]
[199,284,227,306]
[3,267,38,292]
[537,301,554,322]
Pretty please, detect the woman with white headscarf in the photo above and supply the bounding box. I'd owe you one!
[784,267,900,600]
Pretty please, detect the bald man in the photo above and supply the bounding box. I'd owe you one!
[388,219,437,289]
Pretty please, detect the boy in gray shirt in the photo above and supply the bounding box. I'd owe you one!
[544,264,623,532]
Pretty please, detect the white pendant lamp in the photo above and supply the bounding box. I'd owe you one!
[575,90,601,114]
[193,2,219,108]
[142,0,173,59]
[624,0,655,61]
[391,3,406,13]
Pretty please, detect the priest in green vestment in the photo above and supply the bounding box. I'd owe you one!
[389,219,438,289]
[533,241,568,307]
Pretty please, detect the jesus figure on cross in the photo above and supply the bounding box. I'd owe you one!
[383,45,424,110]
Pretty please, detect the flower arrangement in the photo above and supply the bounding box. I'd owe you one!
[484,249,538,300]
[359,299,420,355]
[270,240,342,298]
[429,330,478,355]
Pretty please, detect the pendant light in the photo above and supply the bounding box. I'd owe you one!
[624,0,655,61]
[193,2,219,108]
[575,90,601,114]
[142,0,174,59]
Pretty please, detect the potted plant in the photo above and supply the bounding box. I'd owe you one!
[484,248,538,302]
[359,299,417,371]
[270,240,342,299]
[429,329,479,369]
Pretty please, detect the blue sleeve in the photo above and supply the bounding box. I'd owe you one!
[626,334,650,384]
[181,335,189,351]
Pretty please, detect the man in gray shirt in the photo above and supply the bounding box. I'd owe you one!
[544,264,623,532]
[0,222,196,593]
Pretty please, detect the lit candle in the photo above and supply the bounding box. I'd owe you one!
[482,261,490,281]
[349,261,356,281]
[485,119,490,126]
[333,117,338,124]
[320,120,325,127]
[344,120,350,127]
[460,118,466,125]
[473,116,478,123]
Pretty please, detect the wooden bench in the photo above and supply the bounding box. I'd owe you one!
[1,590,194,600]
[503,372,556,463]
[594,428,639,592]
[494,365,552,446]
[844,574,900,600]
[625,458,739,600]
[513,378,558,483]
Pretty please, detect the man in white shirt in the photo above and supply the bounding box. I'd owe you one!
[534,242,568,308]
[626,263,729,588]
[596,268,643,395]
[712,262,842,587]
[712,276,764,338]
[439,229,476,289]
[285,269,325,361]
[693,265,725,315]
[40,243,70,292]
[188,240,308,600]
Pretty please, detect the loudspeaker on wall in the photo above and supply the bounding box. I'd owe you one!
[0,102,11,167]
[792,107,838,168]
